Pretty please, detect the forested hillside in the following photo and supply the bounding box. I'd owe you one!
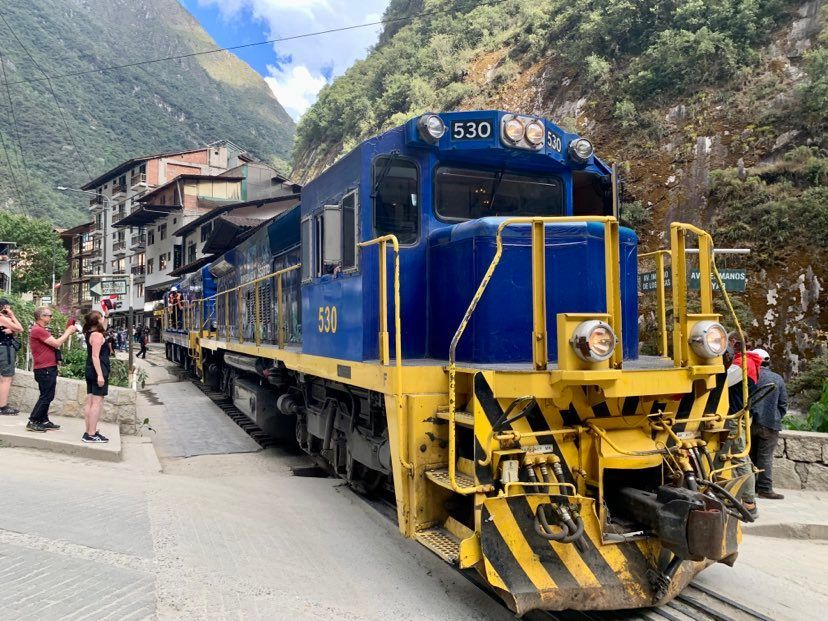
[0,0,295,225]
[294,0,827,376]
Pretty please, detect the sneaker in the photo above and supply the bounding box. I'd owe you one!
[26,421,47,433]
[758,490,785,500]
[0,405,19,416]
[82,432,106,443]
[93,431,110,443]
[41,421,61,431]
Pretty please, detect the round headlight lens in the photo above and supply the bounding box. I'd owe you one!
[568,138,594,163]
[417,114,446,142]
[690,321,728,359]
[570,320,617,362]
[503,117,525,143]
[524,121,545,146]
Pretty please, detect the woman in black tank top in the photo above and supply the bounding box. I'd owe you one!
[82,311,110,444]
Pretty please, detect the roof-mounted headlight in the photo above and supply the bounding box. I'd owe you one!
[503,117,525,143]
[524,121,545,146]
[417,113,446,143]
[690,321,727,359]
[570,320,617,363]
[568,138,594,164]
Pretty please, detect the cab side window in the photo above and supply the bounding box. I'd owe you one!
[373,157,419,245]
[341,191,358,270]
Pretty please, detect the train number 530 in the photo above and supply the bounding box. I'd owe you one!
[317,305,338,333]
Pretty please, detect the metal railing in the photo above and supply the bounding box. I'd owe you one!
[112,240,126,253]
[130,172,147,187]
[447,216,621,495]
[131,265,145,276]
[358,235,413,476]
[638,249,671,357]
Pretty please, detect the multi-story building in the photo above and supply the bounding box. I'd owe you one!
[57,222,95,313]
[77,142,255,327]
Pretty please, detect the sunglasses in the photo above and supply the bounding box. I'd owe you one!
[42,314,53,318]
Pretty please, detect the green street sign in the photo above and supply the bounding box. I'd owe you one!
[688,268,746,292]
[639,268,672,292]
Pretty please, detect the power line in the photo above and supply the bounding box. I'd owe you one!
[0,45,34,215]
[0,13,94,180]
[1,0,509,88]
[0,127,26,215]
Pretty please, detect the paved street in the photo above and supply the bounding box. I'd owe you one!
[0,347,826,620]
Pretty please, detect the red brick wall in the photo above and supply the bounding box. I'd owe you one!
[167,163,200,179]
[146,159,160,185]
[177,150,209,164]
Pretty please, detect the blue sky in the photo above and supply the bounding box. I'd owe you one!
[180,0,391,120]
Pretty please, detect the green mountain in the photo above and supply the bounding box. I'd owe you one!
[0,0,295,225]
[294,0,827,378]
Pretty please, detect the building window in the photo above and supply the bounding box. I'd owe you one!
[136,283,144,298]
[147,258,154,274]
[159,253,168,271]
[135,252,145,266]
[147,229,155,246]
[159,223,167,241]
[200,222,213,242]
[187,242,196,264]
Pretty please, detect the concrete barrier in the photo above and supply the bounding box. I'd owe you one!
[7,369,139,435]
[773,430,828,491]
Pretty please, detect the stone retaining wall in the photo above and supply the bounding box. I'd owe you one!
[8,369,139,435]
[774,430,828,490]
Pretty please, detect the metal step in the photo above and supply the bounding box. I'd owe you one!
[415,527,460,565]
[434,407,474,427]
[425,467,475,490]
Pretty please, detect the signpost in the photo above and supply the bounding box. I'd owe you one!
[688,268,746,292]
[90,273,135,372]
[90,279,127,296]
[40,296,53,305]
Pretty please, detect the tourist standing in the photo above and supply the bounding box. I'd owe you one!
[82,311,110,443]
[27,308,78,432]
[749,348,788,499]
[0,298,23,415]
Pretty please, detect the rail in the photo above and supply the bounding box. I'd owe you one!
[448,216,620,495]
[358,235,413,477]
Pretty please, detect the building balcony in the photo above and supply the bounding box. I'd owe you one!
[131,265,145,281]
[111,183,127,198]
[130,234,146,249]
[130,172,147,189]
[89,195,104,209]
[112,241,127,255]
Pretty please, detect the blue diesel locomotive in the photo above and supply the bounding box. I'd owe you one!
[164,111,752,614]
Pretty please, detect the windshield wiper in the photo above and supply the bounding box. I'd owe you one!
[486,167,505,213]
[371,150,400,199]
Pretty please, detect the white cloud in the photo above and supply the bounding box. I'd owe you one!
[264,65,327,119]
[198,0,391,119]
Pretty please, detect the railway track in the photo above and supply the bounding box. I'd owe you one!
[189,374,778,621]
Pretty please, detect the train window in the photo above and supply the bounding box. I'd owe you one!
[301,217,312,281]
[321,205,342,275]
[341,191,357,270]
[573,171,614,217]
[373,157,419,244]
[435,167,563,221]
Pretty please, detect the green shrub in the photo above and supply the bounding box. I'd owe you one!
[614,99,638,128]
[783,380,828,433]
[619,200,650,230]
[585,54,611,81]
[788,353,828,412]
[58,346,129,388]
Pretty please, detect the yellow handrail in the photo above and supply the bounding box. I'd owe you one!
[358,235,413,477]
[448,216,620,495]
[638,249,671,357]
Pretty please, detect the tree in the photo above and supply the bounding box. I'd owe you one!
[0,212,68,295]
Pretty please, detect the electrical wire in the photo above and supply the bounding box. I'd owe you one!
[0,0,510,87]
[0,44,34,216]
[0,13,93,180]
[0,127,26,215]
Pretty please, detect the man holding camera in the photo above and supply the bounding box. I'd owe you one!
[26,307,78,432]
[0,298,23,415]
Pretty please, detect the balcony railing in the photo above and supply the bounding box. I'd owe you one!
[131,265,145,276]
[112,240,127,254]
[130,234,146,249]
[89,195,103,208]
[112,183,127,197]
[130,172,147,188]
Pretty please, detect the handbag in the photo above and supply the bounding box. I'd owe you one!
[54,347,63,363]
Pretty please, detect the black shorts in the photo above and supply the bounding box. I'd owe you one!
[85,371,109,397]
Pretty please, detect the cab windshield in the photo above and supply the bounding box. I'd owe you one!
[435,167,564,221]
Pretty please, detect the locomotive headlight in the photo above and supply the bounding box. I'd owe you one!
[570,320,617,362]
[689,321,728,359]
[417,113,446,143]
[524,120,545,146]
[568,138,594,163]
[503,117,525,143]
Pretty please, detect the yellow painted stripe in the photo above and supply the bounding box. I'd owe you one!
[580,512,648,600]
[525,497,600,588]
[486,499,558,590]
